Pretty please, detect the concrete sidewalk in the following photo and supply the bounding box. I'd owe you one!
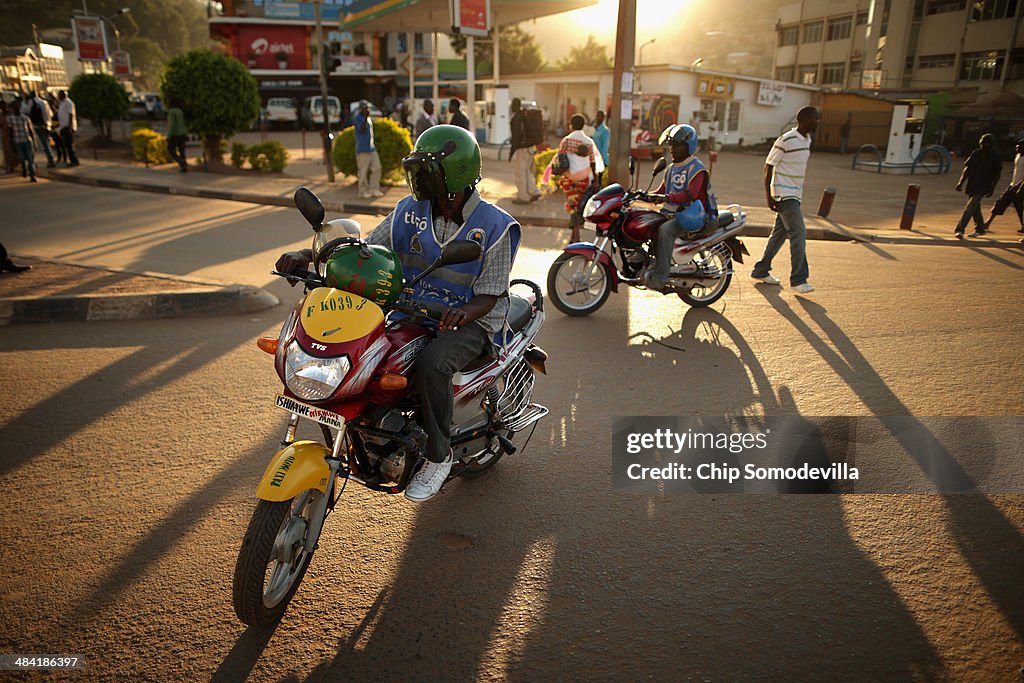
[42,132,1024,248]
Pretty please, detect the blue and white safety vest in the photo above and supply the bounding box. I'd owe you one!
[663,156,718,216]
[391,195,521,343]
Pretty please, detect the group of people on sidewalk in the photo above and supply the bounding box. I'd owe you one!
[0,90,79,182]
[954,134,1024,243]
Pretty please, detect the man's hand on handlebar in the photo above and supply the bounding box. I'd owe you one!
[275,249,313,286]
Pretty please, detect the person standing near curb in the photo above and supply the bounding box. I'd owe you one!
[954,133,1001,238]
[57,91,79,168]
[509,98,540,204]
[982,139,1024,235]
[751,105,820,294]
[555,114,603,243]
[166,99,188,173]
[448,98,470,131]
[25,92,55,168]
[355,100,383,199]
[592,110,610,167]
[7,104,37,182]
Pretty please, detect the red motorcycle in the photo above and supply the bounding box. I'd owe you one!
[233,188,549,626]
[547,157,749,315]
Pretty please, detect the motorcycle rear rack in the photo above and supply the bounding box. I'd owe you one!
[503,403,549,433]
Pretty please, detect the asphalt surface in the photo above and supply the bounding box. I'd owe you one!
[0,196,1022,681]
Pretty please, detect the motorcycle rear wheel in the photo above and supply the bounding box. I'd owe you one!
[232,489,324,627]
[677,249,732,308]
[547,252,611,316]
[459,430,511,478]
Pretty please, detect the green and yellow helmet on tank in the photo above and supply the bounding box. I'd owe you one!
[402,124,482,201]
[323,243,404,307]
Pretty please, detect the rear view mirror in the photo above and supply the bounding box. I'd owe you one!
[439,240,482,266]
[628,157,636,176]
[294,187,325,229]
[652,157,667,175]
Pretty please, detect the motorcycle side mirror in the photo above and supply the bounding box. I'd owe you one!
[651,157,667,176]
[294,187,326,230]
[628,156,636,176]
[439,239,482,266]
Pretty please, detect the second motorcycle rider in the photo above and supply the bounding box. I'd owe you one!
[643,124,719,292]
[276,125,521,502]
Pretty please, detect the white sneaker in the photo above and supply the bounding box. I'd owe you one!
[371,190,384,198]
[752,274,781,285]
[794,282,815,294]
[404,454,453,502]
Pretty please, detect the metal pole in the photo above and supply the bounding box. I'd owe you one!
[466,35,476,136]
[406,31,415,119]
[608,0,637,185]
[432,32,439,102]
[314,0,334,182]
[493,23,500,85]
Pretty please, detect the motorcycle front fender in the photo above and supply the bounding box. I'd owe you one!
[255,440,332,502]
[562,243,619,293]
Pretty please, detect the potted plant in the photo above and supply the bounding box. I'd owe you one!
[275,50,288,69]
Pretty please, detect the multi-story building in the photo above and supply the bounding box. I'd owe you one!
[772,0,1024,101]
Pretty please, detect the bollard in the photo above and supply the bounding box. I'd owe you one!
[708,150,718,175]
[301,128,306,160]
[900,183,920,230]
[817,186,836,218]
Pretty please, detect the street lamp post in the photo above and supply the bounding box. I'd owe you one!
[636,38,655,94]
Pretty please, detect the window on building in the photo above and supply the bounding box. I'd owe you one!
[848,59,863,87]
[802,21,823,43]
[778,26,799,46]
[918,53,956,68]
[727,101,741,132]
[1010,49,1024,79]
[799,64,818,84]
[857,10,869,24]
[925,0,966,13]
[822,62,846,83]
[971,0,1018,20]
[827,16,853,40]
[775,66,795,82]
[959,50,1005,79]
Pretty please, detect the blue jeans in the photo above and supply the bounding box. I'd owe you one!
[954,195,985,234]
[751,198,809,286]
[33,126,54,165]
[15,141,35,179]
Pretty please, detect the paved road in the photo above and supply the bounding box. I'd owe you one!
[1,184,1022,680]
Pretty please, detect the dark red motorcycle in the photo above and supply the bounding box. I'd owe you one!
[547,158,748,315]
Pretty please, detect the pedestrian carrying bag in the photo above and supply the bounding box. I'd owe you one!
[551,152,570,176]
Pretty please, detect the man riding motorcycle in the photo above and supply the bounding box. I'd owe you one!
[643,123,719,292]
[275,125,521,502]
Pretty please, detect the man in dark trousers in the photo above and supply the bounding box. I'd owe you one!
[954,133,1001,239]
[448,98,470,131]
[509,98,540,204]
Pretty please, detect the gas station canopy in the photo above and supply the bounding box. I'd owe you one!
[339,0,596,32]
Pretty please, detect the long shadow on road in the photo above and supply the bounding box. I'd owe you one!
[282,305,944,680]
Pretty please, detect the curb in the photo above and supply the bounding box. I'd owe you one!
[46,169,1024,247]
[0,284,278,325]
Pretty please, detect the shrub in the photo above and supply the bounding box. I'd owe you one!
[332,118,412,181]
[230,142,247,168]
[68,73,129,138]
[130,127,169,164]
[246,140,289,173]
[534,148,558,190]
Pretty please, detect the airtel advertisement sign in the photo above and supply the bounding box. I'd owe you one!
[238,26,307,69]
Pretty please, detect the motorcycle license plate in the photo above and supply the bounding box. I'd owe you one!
[274,394,346,430]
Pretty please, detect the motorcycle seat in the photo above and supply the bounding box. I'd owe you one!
[459,295,533,372]
[717,211,734,229]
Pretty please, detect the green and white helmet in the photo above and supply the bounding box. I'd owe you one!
[402,124,481,201]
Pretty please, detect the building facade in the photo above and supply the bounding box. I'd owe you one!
[772,0,1024,101]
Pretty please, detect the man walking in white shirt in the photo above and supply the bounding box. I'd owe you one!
[751,106,820,294]
[982,139,1024,234]
[57,90,79,167]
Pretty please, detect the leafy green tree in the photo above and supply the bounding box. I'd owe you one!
[160,49,259,168]
[449,24,545,76]
[557,35,612,71]
[68,73,130,138]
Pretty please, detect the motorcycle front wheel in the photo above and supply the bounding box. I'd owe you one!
[232,488,325,627]
[677,249,733,308]
[547,252,611,316]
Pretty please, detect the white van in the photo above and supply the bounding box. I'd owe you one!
[265,97,298,128]
[301,95,341,129]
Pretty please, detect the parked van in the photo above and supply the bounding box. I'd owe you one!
[265,97,298,129]
[300,95,341,129]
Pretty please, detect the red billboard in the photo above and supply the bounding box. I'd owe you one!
[73,16,108,62]
[112,51,132,80]
[237,26,308,70]
[451,0,490,37]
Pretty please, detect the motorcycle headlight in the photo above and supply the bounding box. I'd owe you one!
[284,342,350,401]
[582,196,600,219]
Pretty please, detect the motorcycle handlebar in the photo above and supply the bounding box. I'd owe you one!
[392,298,449,322]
